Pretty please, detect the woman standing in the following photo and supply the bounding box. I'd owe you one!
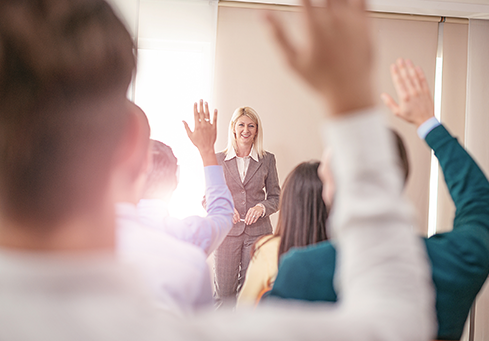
[214,106,280,307]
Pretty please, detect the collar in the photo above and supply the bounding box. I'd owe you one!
[115,202,139,221]
[225,145,259,162]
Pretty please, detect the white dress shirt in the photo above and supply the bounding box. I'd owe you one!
[138,165,234,256]
[225,146,259,182]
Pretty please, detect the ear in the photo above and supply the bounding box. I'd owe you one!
[113,101,151,178]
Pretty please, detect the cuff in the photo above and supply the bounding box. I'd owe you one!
[257,203,266,217]
[417,117,440,140]
[204,165,226,187]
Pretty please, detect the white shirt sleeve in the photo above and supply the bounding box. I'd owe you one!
[417,117,441,139]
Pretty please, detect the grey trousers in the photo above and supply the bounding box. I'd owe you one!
[213,232,263,308]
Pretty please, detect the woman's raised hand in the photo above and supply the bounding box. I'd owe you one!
[183,99,219,166]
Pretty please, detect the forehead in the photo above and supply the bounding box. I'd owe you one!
[236,115,256,125]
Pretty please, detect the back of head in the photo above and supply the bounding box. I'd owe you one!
[275,161,329,260]
[142,140,178,200]
[0,0,135,228]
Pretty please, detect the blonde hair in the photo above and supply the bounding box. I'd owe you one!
[224,106,266,158]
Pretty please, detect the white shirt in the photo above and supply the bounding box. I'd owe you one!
[137,165,234,256]
[225,146,259,182]
[0,108,435,341]
[116,202,213,315]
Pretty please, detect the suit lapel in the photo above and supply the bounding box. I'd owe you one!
[223,158,244,188]
[243,157,262,186]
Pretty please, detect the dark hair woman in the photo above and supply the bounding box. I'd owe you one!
[237,161,329,307]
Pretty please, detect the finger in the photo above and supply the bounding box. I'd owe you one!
[245,209,254,225]
[212,109,218,128]
[193,102,199,125]
[198,99,204,122]
[415,66,431,93]
[391,62,409,102]
[353,0,367,11]
[265,12,299,71]
[301,0,315,25]
[405,59,422,91]
[380,93,400,116]
[397,58,416,94]
[183,120,192,138]
[204,102,210,121]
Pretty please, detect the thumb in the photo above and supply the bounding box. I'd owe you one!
[380,93,399,115]
[183,121,192,139]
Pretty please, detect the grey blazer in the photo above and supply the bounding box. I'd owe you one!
[217,151,280,237]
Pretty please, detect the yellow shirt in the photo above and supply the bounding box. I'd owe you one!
[237,235,280,307]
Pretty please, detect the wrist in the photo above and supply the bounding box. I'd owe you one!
[256,203,266,217]
[415,115,435,129]
[200,149,218,166]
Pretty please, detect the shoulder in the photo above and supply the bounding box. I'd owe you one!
[216,152,226,163]
[281,240,336,266]
[259,151,276,164]
[255,234,279,251]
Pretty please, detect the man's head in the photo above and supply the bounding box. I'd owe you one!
[141,140,178,201]
[0,0,135,233]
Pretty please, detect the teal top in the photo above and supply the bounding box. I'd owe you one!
[270,124,489,340]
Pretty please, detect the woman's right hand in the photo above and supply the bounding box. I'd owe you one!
[233,208,240,224]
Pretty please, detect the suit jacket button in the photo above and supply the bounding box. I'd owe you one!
[242,201,246,205]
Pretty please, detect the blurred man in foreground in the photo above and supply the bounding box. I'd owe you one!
[0,0,434,340]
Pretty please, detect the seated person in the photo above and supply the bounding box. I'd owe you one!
[270,59,489,341]
[237,161,328,307]
[116,102,224,314]
[137,121,234,256]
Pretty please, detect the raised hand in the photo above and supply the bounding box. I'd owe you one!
[265,0,375,115]
[381,58,434,127]
[183,99,218,166]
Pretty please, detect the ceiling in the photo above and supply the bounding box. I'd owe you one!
[224,0,489,19]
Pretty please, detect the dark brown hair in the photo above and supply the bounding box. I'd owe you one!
[252,161,329,262]
[0,0,135,227]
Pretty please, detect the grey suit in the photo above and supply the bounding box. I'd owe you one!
[214,151,280,306]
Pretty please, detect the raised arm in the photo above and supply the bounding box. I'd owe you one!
[182,100,234,255]
[382,57,489,340]
[382,58,489,230]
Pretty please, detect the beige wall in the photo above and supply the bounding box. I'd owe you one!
[214,5,439,233]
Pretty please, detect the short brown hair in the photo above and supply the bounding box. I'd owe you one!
[0,0,135,227]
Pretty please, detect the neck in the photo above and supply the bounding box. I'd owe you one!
[236,143,253,158]
[0,205,115,252]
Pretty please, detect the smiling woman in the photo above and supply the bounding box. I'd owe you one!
[214,106,281,307]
